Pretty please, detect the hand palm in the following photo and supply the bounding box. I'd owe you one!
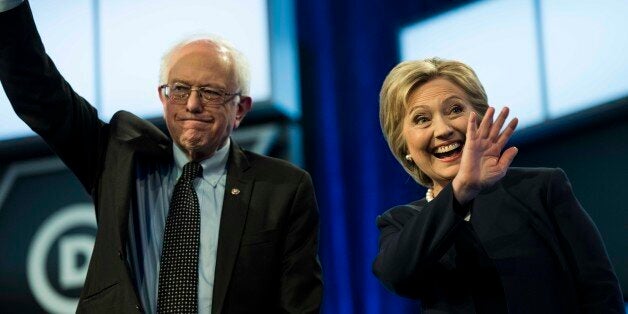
[453,107,518,203]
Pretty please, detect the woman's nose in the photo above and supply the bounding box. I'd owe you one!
[433,117,454,139]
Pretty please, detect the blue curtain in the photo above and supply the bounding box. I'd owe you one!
[296,0,472,313]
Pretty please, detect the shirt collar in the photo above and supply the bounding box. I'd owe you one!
[173,139,230,187]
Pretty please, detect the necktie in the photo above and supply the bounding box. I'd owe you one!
[158,161,202,313]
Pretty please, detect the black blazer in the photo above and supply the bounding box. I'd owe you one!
[0,2,322,313]
[373,168,623,313]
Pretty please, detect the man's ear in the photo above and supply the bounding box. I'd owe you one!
[234,96,252,128]
[158,86,169,107]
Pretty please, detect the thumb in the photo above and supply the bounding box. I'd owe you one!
[498,146,518,169]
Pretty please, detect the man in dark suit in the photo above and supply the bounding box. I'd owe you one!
[0,1,323,313]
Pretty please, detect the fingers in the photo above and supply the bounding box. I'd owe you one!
[489,107,510,141]
[498,146,519,169]
[470,107,518,148]
[478,107,494,139]
[495,117,519,148]
[467,111,478,139]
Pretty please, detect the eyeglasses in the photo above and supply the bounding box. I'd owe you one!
[159,83,241,106]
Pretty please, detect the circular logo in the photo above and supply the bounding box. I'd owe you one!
[26,203,96,313]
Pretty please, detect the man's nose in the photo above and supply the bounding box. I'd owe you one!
[186,90,203,113]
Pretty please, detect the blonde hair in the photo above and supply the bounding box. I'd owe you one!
[379,57,489,186]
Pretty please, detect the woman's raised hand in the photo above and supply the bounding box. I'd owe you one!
[452,107,519,204]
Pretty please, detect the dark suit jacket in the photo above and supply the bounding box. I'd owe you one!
[373,168,623,313]
[0,2,322,313]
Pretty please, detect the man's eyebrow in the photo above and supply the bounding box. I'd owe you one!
[170,80,225,90]
[170,80,191,85]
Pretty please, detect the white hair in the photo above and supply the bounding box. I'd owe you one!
[159,34,251,95]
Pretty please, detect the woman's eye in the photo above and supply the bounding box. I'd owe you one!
[451,105,464,114]
[413,115,429,125]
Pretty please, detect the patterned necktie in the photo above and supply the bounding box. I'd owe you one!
[158,161,202,313]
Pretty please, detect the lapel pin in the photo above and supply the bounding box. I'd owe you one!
[231,188,240,195]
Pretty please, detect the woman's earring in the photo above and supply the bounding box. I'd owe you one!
[405,154,413,162]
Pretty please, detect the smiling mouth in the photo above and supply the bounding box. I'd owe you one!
[432,142,463,159]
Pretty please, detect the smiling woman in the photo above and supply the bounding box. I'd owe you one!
[402,78,477,193]
[372,57,624,313]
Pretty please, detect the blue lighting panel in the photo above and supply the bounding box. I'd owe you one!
[99,0,271,119]
[0,1,95,140]
[1,0,282,141]
[542,0,628,117]
[399,0,543,129]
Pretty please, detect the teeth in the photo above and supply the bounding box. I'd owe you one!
[434,142,461,154]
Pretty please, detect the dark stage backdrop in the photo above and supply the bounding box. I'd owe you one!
[296,0,627,313]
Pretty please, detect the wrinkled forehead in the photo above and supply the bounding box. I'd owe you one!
[166,41,236,86]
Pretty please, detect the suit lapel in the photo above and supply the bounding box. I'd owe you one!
[212,140,253,314]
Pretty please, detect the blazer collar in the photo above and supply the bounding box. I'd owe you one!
[225,139,251,177]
